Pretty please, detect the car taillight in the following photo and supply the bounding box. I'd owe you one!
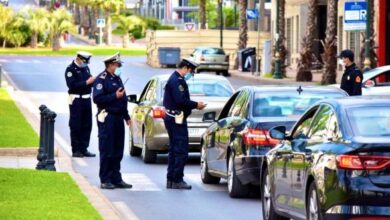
[243,128,279,146]
[152,107,165,119]
[200,55,205,61]
[336,155,390,170]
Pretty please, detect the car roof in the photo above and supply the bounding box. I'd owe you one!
[363,65,390,81]
[154,73,229,81]
[238,85,348,94]
[320,96,390,108]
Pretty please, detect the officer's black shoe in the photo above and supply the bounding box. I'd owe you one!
[101,183,115,189]
[172,181,192,190]
[82,151,96,157]
[72,152,84,158]
[166,180,172,189]
[113,181,133,189]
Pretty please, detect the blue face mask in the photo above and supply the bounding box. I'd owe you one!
[114,67,122,77]
[184,72,193,81]
[80,62,88,68]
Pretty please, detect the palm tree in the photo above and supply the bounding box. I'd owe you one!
[113,14,144,48]
[3,14,28,48]
[24,8,49,48]
[49,8,75,51]
[94,0,124,45]
[235,0,247,69]
[200,0,206,29]
[279,0,287,77]
[321,0,337,85]
[0,5,14,48]
[296,0,317,82]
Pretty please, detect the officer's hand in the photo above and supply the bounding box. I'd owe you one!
[197,101,206,110]
[86,76,96,85]
[116,87,125,99]
[126,119,131,127]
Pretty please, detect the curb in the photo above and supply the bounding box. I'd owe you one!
[2,70,122,219]
[0,148,38,157]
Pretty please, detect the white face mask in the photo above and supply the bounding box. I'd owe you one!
[338,59,345,67]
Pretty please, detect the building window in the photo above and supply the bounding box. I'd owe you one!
[286,17,292,65]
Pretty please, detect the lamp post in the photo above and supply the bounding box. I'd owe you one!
[218,0,224,48]
[273,0,282,79]
[363,0,372,72]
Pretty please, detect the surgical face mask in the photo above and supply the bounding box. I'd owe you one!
[80,62,88,68]
[114,67,122,77]
[184,72,193,81]
[338,59,345,67]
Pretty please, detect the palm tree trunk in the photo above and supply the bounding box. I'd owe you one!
[279,0,287,77]
[234,0,248,69]
[31,31,38,48]
[296,0,317,82]
[200,0,206,29]
[321,0,338,85]
[91,7,98,38]
[360,0,377,69]
[52,34,61,51]
[2,40,6,48]
[104,11,112,45]
[123,33,129,48]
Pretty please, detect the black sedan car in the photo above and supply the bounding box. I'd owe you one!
[262,96,390,220]
[201,86,347,198]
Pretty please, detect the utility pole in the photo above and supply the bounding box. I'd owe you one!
[273,0,282,79]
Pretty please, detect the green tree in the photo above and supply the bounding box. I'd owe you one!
[94,0,125,45]
[3,14,30,48]
[0,5,14,48]
[113,14,144,48]
[23,7,49,48]
[49,8,74,51]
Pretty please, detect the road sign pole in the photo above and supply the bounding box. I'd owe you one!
[99,27,103,46]
[363,0,372,72]
[255,1,261,76]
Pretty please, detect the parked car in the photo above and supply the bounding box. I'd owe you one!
[200,86,348,198]
[188,47,229,76]
[262,96,390,220]
[127,74,234,163]
[0,0,8,6]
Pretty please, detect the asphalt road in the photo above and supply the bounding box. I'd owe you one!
[0,55,263,220]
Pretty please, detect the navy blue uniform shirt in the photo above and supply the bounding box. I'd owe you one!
[65,61,92,95]
[340,63,363,96]
[163,71,197,118]
[93,70,130,121]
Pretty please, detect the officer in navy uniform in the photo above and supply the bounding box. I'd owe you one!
[93,53,132,190]
[65,51,96,158]
[164,59,206,190]
[339,49,363,96]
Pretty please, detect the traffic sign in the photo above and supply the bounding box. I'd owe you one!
[344,1,367,31]
[97,18,106,28]
[246,9,259,20]
[184,23,195,31]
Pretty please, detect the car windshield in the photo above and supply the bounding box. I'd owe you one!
[162,79,233,97]
[348,106,390,137]
[202,48,225,55]
[252,91,345,117]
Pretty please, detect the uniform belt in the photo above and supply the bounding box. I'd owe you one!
[165,109,181,117]
[69,94,91,99]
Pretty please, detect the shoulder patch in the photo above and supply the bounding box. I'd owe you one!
[99,72,107,79]
[355,76,361,83]
[67,72,72,77]
[179,85,184,92]
[96,83,103,90]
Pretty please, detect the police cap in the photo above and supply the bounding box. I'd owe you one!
[103,52,124,67]
[77,51,92,64]
[338,49,354,61]
[179,58,198,72]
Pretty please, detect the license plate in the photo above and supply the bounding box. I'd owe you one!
[188,128,201,135]
[210,65,222,68]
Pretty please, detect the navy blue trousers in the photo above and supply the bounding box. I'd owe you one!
[97,114,124,184]
[69,98,92,153]
[164,116,189,183]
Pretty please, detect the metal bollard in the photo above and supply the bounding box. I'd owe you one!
[45,111,57,171]
[36,105,48,170]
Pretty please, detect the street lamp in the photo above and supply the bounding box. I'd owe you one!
[218,0,224,48]
[363,0,372,72]
[273,0,282,79]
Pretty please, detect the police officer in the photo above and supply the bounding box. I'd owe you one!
[164,59,206,190]
[65,51,96,158]
[339,49,363,96]
[93,53,132,189]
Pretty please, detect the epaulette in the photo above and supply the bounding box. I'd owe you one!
[99,71,107,79]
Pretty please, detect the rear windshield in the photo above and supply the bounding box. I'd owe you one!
[162,79,233,97]
[348,106,390,137]
[202,48,225,55]
[252,91,345,117]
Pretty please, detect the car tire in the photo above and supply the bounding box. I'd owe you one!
[227,152,250,198]
[129,128,141,156]
[261,168,289,220]
[306,182,323,220]
[216,71,221,75]
[200,146,220,184]
[141,133,157,164]
[222,71,230,77]
[196,68,200,73]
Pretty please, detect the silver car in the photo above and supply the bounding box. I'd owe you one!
[127,74,234,163]
[189,47,229,76]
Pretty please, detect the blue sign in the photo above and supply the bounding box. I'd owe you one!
[246,9,259,20]
[344,2,367,31]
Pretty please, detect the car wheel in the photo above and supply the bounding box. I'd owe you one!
[141,132,157,164]
[227,152,249,198]
[216,71,221,75]
[196,68,200,73]
[222,71,230,77]
[129,128,141,156]
[306,182,323,220]
[200,146,220,184]
[261,168,289,220]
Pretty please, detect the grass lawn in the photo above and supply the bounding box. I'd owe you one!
[0,46,146,56]
[0,168,102,220]
[0,88,38,148]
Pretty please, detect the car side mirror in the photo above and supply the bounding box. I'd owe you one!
[269,126,287,140]
[364,79,375,88]
[203,111,216,123]
[127,94,138,103]
[190,54,194,57]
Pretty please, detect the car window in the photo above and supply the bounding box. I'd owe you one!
[292,107,319,139]
[308,105,341,142]
[373,70,390,86]
[228,90,249,117]
[202,48,225,55]
[139,80,152,102]
[218,92,239,120]
[161,79,233,98]
[143,79,157,102]
[252,91,345,117]
[348,106,390,137]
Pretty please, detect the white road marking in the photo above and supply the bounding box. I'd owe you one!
[122,173,162,191]
[113,201,140,220]
[185,173,227,191]
[14,59,27,63]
